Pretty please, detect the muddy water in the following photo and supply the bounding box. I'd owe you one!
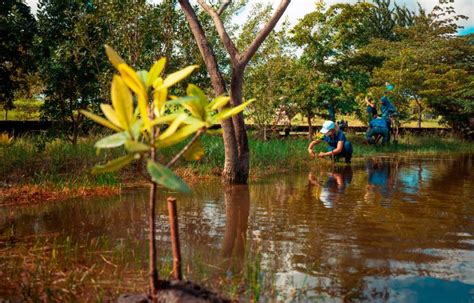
[1,155,474,301]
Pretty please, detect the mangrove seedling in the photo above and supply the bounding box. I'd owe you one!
[80,45,253,301]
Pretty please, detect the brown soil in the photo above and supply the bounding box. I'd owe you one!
[0,185,120,207]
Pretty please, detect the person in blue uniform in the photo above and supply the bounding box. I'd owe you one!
[380,96,398,142]
[366,113,389,145]
[365,96,377,122]
[307,121,353,164]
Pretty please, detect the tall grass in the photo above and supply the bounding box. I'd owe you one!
[1,132,472,188]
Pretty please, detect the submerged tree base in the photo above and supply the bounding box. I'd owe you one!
[118,280,230,303]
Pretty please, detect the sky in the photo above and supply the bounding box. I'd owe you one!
[25,0,474,35]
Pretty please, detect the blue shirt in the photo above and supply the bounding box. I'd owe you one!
[323,130,347,148]
[367,105,377,116]
[381,97,397,120]
[369,117,388,129]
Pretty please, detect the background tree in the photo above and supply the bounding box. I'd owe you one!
[0,0,37,120]
[365,2,472,135]
[179,0,291,184]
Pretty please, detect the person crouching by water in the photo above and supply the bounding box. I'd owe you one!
[307,121,353,164]
[366,113,389,145]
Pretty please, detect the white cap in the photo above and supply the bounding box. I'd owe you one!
[320,121,335,134]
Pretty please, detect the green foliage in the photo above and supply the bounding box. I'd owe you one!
[0,0,37,119]
[364,3,473,136]
[81,46,252,192]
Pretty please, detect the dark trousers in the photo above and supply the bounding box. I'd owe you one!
[367,127,389,145]
[326,141,353,163]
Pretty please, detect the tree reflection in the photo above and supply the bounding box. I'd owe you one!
[221,185,250,270]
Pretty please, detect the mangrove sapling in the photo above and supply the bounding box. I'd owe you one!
[80,45,253,301]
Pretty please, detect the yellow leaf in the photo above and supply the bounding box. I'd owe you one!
[111,75,133,130]
[118,64,147,100]
[212,99,255,123]
[104,45,124,70]
[187,84,208,108]
[158,122,205,148]
[152,78,168,114]
[118,64,150,129]
[80,110,122,132]
[159,113,188,140]
[207,95,230,111]
[147,58,166,87]
[100,104,122,128]
[149,113,181,127]
[154,65,199,90]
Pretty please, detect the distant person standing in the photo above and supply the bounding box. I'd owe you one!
[365,96,377,122]
[380,95,398,142]
[308,121,353,164]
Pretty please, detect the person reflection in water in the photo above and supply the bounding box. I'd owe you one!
[221,185,250,271]
[365,158,396,206]
[308,167,353,208]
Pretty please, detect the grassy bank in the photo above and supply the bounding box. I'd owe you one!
[1,133,472,205]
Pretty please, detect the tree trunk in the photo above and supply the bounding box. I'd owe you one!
[230,67,249,183]
[178,0,290,184]
[307,112,314,140]
[417,100,422,129]
[71,118,79,145]
[178,0,244,184]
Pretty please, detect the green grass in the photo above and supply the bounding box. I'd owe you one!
[1,132,472,188]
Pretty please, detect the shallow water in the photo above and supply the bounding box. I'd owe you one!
[1,155,474,301]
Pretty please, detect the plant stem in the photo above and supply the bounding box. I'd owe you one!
[166,128,205,168]
[149,127,159,300]
[167,197,182,280]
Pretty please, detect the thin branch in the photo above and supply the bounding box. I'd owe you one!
[217,0,232,15]
[240,0,291,65]
[178,0,227,95]
[166,128,205,168]
[197,0,240,66]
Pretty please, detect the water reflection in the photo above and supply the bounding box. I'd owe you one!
[308,167,353,208]
[221,185,250,270]
[1,155,473,301]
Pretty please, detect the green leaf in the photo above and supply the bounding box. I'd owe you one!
[125,140,150,152]
[158,122,205,148]
[207,95,230,111]
[92,154,135,174]
[146,160,191,193]
[80,110,122,132]
[95,132,128,149]
[131,120,143,140]
[183,139,205,161]
[136,70,149,87]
